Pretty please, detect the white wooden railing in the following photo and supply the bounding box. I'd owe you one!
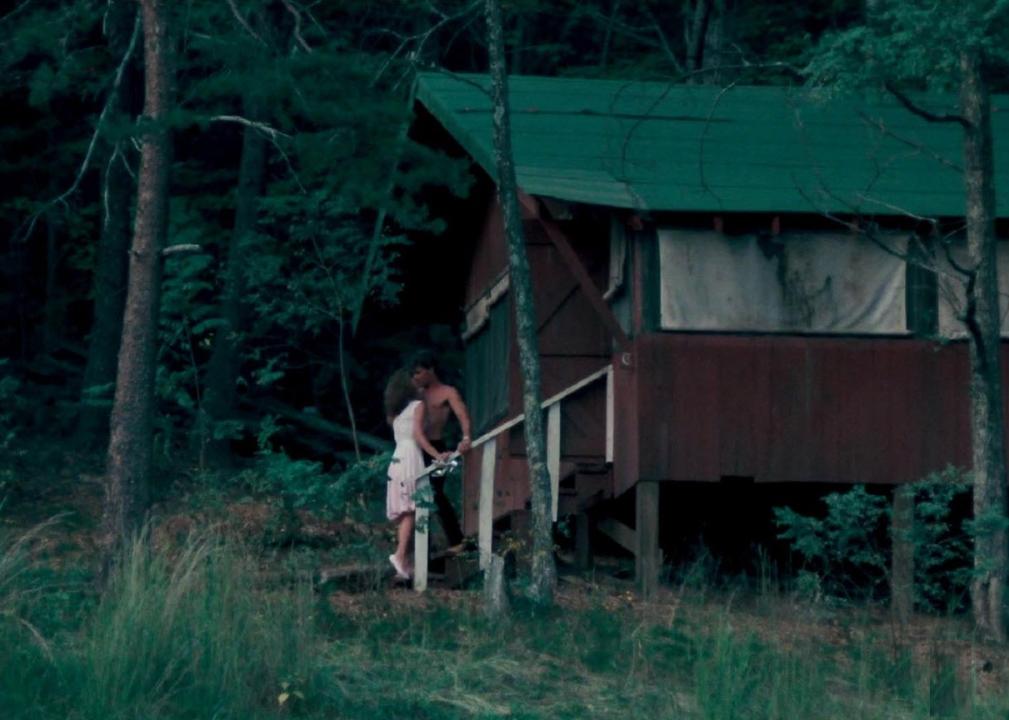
[414,363,614,591]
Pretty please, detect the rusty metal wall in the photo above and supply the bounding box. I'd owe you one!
[634,334,977,487]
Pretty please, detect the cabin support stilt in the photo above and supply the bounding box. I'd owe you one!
[478,438,497,571]
[575,512,592,570]
[891,484,915,623]
[635,481,660,598]
[548,403,561,521]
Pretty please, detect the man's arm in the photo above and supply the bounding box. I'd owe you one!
[413,400,448,461]
[447,386,472,453]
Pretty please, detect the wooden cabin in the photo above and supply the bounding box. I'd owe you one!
[410,73,1009,592]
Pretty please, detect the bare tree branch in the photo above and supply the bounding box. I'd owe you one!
[280,0,313,53]
[371,0,480,86]
[225,0,268,47]
[209,114,291,140]
[209,115,306,193]
[885,82,970,128]
[857,110,963,173]
[14,12,141,244]
[696,79,736,206]
[0,0,33,25]
[643,6,685,73]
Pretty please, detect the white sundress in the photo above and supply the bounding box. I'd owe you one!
[386,400,425,521]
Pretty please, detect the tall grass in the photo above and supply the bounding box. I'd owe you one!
[1,525,322,720]
[75,531,320,719]
[3,517,1009,719]
[0,518,62,719]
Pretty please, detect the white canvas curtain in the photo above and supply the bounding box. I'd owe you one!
[658,230,908,334]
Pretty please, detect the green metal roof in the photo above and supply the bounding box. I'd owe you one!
[416,72,1009,217]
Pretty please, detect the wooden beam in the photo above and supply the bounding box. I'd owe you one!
[597,517,636,554]
[605,365,614,464]
[538,217,631,351]
[478,438,497,571]
[471,364,610,449]
[548,403,561,522]
[635,481,660,598]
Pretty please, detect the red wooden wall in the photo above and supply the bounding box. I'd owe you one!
[460,206,612,534]
[621,333,984,493]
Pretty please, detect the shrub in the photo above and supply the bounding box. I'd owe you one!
[774,485,890,603]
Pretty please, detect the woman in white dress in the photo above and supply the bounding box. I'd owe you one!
[383,370,443,580]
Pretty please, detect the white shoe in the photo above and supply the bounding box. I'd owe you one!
[389,554,411,580]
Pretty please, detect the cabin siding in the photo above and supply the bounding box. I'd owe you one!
[634,333,984,486]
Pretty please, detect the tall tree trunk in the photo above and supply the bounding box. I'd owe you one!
[78,0,138,447]
[961,50,1007,643]
[485,0,556,605]
[598,0,620,70]
[685,0,713,76]
[103,0,174,549]
[202,94,267,464]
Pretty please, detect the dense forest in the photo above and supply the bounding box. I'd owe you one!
[0,0,863,495]
[0,0,870,514]
[5,2,1009,717]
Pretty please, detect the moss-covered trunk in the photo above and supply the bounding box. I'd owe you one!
[485,0,556,605]
[961,50,1007,643]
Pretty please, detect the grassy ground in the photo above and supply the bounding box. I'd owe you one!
[2,460,1009,719]
[3,520,1009,720]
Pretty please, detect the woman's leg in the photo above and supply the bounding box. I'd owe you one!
[391,512,415,577]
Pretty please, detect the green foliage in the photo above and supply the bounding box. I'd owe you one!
[809,0,1009,91]
[233,442,389,523]
[911,467,972,613]
[0,361,25,498]
[774,485,890,603]
[776,473,978,613]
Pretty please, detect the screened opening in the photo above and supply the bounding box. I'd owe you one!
[657,229,908,335]
[464,296,511,435]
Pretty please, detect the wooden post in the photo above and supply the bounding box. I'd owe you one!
[479,438,497,571]
[891,484,914,623]
[413,476,430,592]
[605,365,614,464]
[548,403,561,521]
[575,512,591,570]
[484,552,510,620]
[635,481,660,598]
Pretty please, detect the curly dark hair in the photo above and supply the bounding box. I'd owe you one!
[383,369,418,420]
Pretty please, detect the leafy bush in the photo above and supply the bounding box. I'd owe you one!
[775,471,975,612]
[774,485,890,603]
[911,466,972,613]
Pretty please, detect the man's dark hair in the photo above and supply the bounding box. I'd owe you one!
[408,349,438,374]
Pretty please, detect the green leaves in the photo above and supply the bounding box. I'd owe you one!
[810,0,1009,92]
[774,485,891,603]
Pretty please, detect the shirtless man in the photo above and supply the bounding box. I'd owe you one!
[409,350,471,550]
